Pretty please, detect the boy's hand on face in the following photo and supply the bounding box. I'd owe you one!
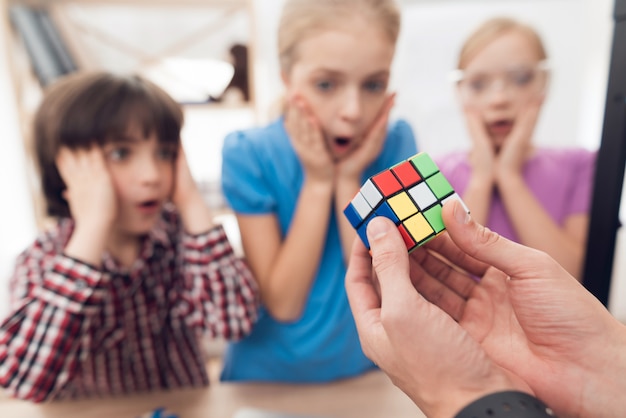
[336,93,395,182]
[56,146,117,232]
[463,107,496,184]
[171,145,215,234]
[285,94,335,184]
[171,145,202,210]
[57,146,116,266]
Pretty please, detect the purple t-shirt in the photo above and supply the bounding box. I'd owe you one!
[435,148,597,243]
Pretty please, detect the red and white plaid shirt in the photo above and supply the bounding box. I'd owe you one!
[0,206,259,402]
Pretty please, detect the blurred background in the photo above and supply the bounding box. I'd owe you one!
[2,0,623,318]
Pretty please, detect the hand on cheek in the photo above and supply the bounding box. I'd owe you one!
[495,99,541,177]
[171,145,216,234]
[285,94,334,183]
[56,146,117,230]
[464,108,496,181]
[337,93,395,180]
[171,145,202,211]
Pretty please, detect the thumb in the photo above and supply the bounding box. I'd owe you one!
[441,200,561,280]
[366,217,415,304]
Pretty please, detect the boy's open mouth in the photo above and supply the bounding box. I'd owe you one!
[138,200,159,209]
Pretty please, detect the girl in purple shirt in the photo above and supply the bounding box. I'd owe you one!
[437,17,596,280]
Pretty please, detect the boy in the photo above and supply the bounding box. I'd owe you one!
[0,72,259,402]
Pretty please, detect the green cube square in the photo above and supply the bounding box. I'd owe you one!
[423,204,445,233]
[426,172,453,199]
[410,153,439,178]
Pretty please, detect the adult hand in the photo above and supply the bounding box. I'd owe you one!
[345,214,527,418]
[336,93,395,181]
[348,199,626,418]
[284,94,335,184]
[56,146,117,231]
[429,200,626,418]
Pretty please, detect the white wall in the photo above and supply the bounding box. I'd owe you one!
[0,0,620,319]
[0,16,37,314]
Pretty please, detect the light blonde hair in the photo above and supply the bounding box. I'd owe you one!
[277,0,401,74]
[457,17,547,69]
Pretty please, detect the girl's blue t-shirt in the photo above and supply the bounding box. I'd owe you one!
[220,117,418,382]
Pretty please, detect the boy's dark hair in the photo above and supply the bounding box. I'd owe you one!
[34,71,184,218]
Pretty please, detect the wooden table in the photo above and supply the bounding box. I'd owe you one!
[0,370,424,418]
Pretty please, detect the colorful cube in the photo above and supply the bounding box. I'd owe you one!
[343,152,469,253]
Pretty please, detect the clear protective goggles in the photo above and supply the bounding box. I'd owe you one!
[449,60,549,103]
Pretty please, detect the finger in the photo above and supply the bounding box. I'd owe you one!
[406,247,473,321]
[356,94,395,162]
[55,147,77,181]
[442,199,564,280]
[366,217,420,310]
[368,93,395,138]
[507,100,541,148]
[283,99,299,139]
[423,228,490,278]
[285,95,306,140]
[55,147,69,171]
[345,236,382,330]
[345,236,392,365]
[464,108,490,146]
[380,92,396,119]
[177,143,187,160]
[177,144,193,172]
[288,97,310,145]
[88,146,107,168]
[296,96,324,146]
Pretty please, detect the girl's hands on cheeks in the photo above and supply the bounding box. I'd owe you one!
[336,93,395,181]
[463,106,496,184]
[284,94,335,184]
[494,98,542,181]
[56,146,117,231]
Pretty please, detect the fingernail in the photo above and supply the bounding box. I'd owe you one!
[454,200,471,224]
[367,217,391,240]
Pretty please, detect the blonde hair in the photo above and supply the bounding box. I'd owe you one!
[277,0,401,74]
[457,17,547,69]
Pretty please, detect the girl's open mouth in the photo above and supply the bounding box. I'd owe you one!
[333,137,352,150]
[488,119,514,136]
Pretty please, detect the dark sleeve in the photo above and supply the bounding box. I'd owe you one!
[455,391,556,418]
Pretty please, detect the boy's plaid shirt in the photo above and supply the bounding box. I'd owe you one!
[0,206,259,402]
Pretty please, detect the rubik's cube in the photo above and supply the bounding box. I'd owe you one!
[343,152,469,252]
